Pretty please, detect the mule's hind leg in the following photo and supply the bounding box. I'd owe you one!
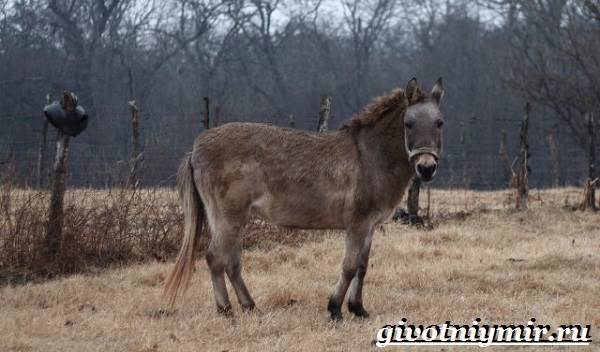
[206,241,233,315]
[347,228,374,318]
[327,223,373,321]
[207,219,255,314]
[223,233,255,311]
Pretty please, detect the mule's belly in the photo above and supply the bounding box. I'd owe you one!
[252,186,350,230]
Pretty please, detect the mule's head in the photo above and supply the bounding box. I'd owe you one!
[403,77,445,182]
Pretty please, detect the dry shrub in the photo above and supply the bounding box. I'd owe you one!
[0,184,183,282]
[0,182,49,275]
[0,183,328,283]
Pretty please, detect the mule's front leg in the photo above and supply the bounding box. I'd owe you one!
[347,228,373,318]
[328,225,372,321]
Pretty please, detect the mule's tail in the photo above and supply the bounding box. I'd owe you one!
[163,153,205,307]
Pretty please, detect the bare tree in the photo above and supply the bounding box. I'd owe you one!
[48,0,131,101]
[494,0,600,149]
[341,0,397,109]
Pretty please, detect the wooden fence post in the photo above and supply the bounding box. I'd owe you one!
[317,95,331,132]
[44,92,76,262]
[128,100,141,188]
[288,115,295,128]
[214,106,221,127]
[585,113,596,209]
[460,120,469,188]
[37,94,50,188]
[202,96,210,130]
[407,177,422,224]
[499,129,511,185]
[546,123,560,187]
[517,102,530,210]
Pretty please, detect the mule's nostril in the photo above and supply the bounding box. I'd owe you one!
[417,163,437,179]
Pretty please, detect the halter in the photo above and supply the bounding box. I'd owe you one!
[404,129,441,161]
[407,147,440,161]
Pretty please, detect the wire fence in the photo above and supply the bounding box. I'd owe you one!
[0,110,594,190]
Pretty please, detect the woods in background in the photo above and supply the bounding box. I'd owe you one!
[0,0,598,188]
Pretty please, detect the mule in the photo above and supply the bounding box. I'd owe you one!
[164,77,445,320]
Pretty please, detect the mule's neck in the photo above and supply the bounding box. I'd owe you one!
[348,108,414,211]
[361,109,410,169]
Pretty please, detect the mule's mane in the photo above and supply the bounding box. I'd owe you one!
[341,88,407,130]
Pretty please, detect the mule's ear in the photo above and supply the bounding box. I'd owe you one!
[431,77,444,104]
[406,77,421,104]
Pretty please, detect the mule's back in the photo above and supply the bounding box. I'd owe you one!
[190,123,359,229]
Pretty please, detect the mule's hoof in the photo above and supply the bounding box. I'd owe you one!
[241,302,256,312]
[408,214,424,226]
[216,304,233,316]
[348,301,370,319]
[329,310,343,322]
[327,300,343,322]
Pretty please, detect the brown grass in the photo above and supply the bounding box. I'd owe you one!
[1,188,599,351]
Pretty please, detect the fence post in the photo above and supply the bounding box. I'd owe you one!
[128,100,141,188]
[517,102,530,210]
[289,114,295,128]
[460,120,469,188]
[498,129,511,185]
[317,95,331,132]
[546,123,560,187]
[214,106,221,127]
[37,94,50,188]
[586,113,596,209]
[202,96,210,130]
[44,92,76,262]
[407,177,421,224]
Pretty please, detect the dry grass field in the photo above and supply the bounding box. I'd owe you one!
[1,188,599,351]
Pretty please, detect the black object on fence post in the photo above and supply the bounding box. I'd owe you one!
[37,94,50,188]
[317,95,331,132]
[128,100,141,188]
[517,102,530,210]
[202,96,210,130]
[43,91,88,263]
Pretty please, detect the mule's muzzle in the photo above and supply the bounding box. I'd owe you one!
[414,153,438,182]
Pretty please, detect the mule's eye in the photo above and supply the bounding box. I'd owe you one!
[405,121,414,129]
[436,120,444,128]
